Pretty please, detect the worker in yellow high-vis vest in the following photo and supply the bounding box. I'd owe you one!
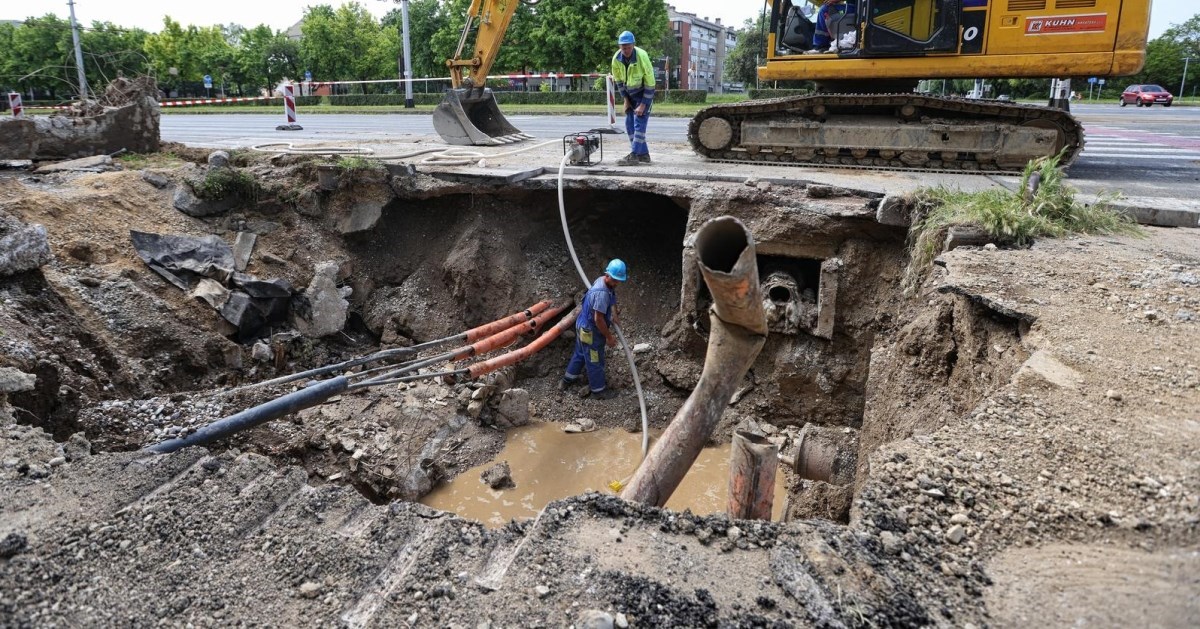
[611,30,656,166]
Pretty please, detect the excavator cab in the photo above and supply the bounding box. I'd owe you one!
[433,0,532,146]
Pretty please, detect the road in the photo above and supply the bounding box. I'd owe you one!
[160,104,1200,201]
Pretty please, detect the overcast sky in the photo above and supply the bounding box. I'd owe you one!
[8,0,1194,41]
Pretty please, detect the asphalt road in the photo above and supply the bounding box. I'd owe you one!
[160,104,1200,200]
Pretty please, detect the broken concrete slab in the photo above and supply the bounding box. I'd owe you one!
[0,223,52,276]
[876,195,912,227]
[0,368,37,394]
[140,170,170,189]
[172,185,238,218]
[329,181,394,234]
[232,232,256,272]
[495,388,531,427]
[0,160,33,170]
[293,262,349,337]
[0,77,159,160]
[480,461,515,490]
[34,155,115,174]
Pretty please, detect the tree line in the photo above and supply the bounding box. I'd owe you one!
[0,0,668,100]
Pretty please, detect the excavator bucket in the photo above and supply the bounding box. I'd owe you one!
[432,87,532,146]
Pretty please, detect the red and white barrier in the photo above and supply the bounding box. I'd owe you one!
[161,95,278,107]
[7,93,22,118]
[274,82,303,131]
[605,76,617,126]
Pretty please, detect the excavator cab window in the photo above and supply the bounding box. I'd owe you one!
[861,0,961,54]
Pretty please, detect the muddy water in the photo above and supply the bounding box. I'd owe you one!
[422,422,787,527]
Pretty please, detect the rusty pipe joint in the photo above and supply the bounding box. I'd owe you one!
[780,424,859,486]
[621,217,767,507]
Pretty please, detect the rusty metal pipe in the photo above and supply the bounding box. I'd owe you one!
[468,305,580,379]
[727,430,779,521]
[621,217,767,507]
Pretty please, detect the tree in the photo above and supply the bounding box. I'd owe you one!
[528,0,668,74]
[382,0,448,80]
[725,15,767,87]
[1132,14,1199,95]
[301,3,397,91]
[9,15,75,99]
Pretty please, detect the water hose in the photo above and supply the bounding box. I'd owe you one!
[556,153,650,486]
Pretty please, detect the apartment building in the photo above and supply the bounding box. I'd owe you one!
[667,6,738,93]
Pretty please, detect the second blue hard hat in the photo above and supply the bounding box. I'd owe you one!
[618,31,635,45]
[605,258,628,282]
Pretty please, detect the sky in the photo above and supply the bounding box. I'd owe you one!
[6,0,1195,40]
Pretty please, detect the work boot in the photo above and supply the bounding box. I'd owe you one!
[638,153,651,164]
[557,377,580,392]
[589,388,618,401]
[616,152,641,166]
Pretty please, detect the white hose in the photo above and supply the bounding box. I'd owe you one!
[249,139,561,166]
[557,154,650,458]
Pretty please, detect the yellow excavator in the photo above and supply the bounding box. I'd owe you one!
[435,0,1153,170]
[433,0,534,145]
[691,0,1153,171]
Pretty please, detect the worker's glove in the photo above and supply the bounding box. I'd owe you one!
[623,98,633,113]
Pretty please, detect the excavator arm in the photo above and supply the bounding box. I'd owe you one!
[434,0,532,145]
[446,0,523,89]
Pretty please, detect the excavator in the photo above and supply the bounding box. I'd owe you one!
[435,0,1153,172]
[690,0,1153,171]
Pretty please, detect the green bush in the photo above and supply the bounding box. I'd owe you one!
[747,89,812,100]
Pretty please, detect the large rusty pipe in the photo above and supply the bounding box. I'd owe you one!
[461,300,552,343]
[454,303,568,360]
[468,305,580,379]
[727,430,779,521]
[621,217,767,507]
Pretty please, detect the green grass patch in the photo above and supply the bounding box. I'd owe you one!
[334,155,383,172]
[904,152,1141,289]
[118,151,183,169]
[193,167,260,202]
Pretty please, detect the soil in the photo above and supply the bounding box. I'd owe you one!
[0,152,1196,627]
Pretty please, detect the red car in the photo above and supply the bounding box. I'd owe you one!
[1120,84,1174,107]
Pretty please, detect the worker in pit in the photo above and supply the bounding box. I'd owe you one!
[813,0,855,51]
[611,31,656,166]
[559,259,627,400]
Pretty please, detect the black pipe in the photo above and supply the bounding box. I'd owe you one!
[144,376,350,454]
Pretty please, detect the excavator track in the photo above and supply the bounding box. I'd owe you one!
[688,94,1084,174]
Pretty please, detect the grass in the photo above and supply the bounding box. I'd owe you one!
[903,151,1142,289]
[117,151,183,169]
[334,155,383,172]
[192,167,260,202]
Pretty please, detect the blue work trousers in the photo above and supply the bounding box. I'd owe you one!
[625,104,651,156]
[564,326,608,392]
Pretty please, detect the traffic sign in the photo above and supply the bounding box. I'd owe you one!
[304,70,312,82]
[203,74,213,89]
[1088,77,1098,84]
[1098,78,1106,85]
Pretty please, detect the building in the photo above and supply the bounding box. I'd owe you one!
[667,6,738,93]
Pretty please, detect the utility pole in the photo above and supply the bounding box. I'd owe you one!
[67,0,88,99]
[1182,57,1191,101]
[400,0,414,108]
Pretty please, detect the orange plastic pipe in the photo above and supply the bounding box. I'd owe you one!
[454,303,569,361]
[468,305,580,378]
[463,300,552,342]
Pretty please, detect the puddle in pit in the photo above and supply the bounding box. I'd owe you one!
[422,422,787,527]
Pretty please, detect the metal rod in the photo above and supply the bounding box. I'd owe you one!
[347,368,469,390]
[727,430,779,521]
[144,376,349,454]
[621,217,767,507]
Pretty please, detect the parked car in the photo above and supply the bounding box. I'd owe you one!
[1120,84,1174,107]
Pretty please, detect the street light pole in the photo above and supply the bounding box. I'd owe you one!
[1182,57,1191,101]
[66,0,88,99]
[400,0,414,108]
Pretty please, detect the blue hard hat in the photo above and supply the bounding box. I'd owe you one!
[618,31,635,45]
[605,259,628,282]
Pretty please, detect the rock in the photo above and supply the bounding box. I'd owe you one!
[807,184,836,198]
[172,185,235,218]
[34,155,114,173]
[232,232,257,272]
[295,189,322,217]
[207,151,231,169]
[577,610,615,629]
[0,160,32,169]
[0,224,52,276]
[299,582,323,598]
[632,343,653,354]
[251,342,272,362]
[495,389,530,427]
[0,368,37,393]
[615,612,629,628]
[564,417,596,434]
[875,195,911,226]
[141,170,170,189]
[921,488,946,499]
[293,262,349,337]
[727,526,742,541]
[480,461,515,490]
[466,399,485,419]
[534,585,551,599]
[983,243,998,251]
[1143,310,1158,321]
[1106,389,1124,402]
[48,457,66,467]
[950,513,970,525]
[945,524,966,544]
[63,432,91,461]
[879,531,902,554]
[1176,309,1196,322]
[0,532,28,558]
